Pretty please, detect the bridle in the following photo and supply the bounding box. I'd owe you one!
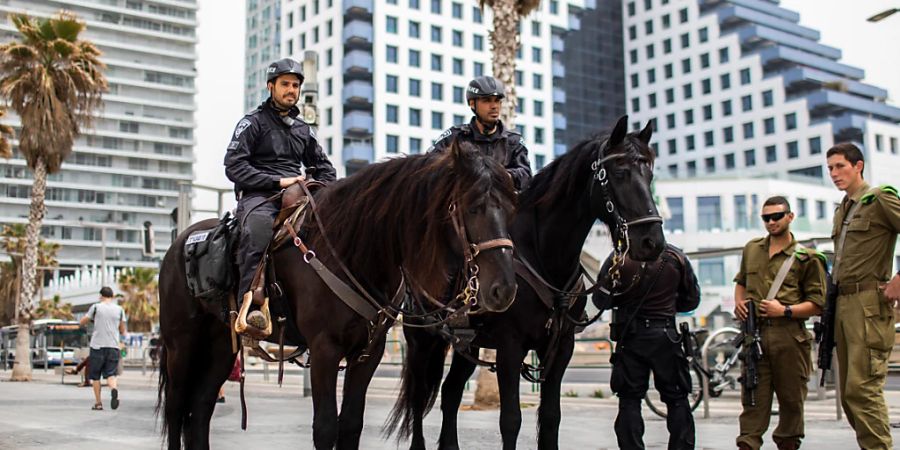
[589,137,663,289]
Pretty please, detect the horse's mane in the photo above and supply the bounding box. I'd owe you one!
[309,140,516,285]
[519,131,655,209]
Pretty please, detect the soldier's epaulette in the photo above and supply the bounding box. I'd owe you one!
[794,248,810,262]
[879,185,899,198]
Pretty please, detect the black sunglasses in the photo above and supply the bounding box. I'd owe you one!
[761,212,788,223]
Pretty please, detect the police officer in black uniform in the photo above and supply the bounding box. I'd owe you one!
[225,58,336,309]
[429,76,532,190]
[597,243,701,450]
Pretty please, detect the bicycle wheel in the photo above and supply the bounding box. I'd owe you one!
[700,327,741,398]
[644,365,704,418]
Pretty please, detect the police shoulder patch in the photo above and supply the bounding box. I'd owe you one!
[435,128,453,143]
[234,118,252,138]
[227,140,239,150]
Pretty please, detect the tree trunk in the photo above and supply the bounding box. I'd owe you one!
[470,0,522,409]
[11,157,48,381]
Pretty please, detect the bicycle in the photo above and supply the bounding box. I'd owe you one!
[644,325,742,418]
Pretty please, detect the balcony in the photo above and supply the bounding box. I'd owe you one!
[551,34,565,53]
[342,81,374,106]
[734,24,840,59]
[342,51,373,79]
[554,143,568,157]
[552,60,566,78]
[701,0,800,22]
[567,13,580,31]
[553,88,566,104]
[554,113,567,130]
[343,142,374,164]
[781,67,887,100]
[343,20,373,48]
[342,111,374,137]
[806,91,900,123]
[344,0,374,18]
[716,5,819,40]
[758,46,864,80]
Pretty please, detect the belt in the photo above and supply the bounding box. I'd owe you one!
[634,317,676,329]
[759,317,804,327]
[839,281,881,295]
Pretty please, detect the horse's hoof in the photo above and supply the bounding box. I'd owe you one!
[247,310,268,329]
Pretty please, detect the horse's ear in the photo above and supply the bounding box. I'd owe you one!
[638,120,653,144]
[610,115,628,146]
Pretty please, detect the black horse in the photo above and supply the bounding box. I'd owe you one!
[156,141,519,450]
[388,115,666,449]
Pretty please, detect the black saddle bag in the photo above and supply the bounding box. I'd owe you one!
[184,212,239,300]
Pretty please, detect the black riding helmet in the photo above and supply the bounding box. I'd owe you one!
[266,58,304,84]
[465,76,506,103]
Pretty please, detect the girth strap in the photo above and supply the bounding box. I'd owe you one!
[306,256,379,321]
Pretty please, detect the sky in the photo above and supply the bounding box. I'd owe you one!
[191,0,900,211]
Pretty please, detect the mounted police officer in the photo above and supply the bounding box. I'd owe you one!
[598,243,701,450]
[429,76,532,191]
[224,58,336,320]
[733,196,826,450]
[825,142,900,450]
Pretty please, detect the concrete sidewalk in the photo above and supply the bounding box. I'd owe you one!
[1,369,898,449]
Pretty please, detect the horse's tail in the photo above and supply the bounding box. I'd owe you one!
[155,343,168,437]
[384,334,449,440]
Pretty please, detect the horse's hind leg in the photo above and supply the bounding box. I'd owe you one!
[163,334,195,450]
[336,337,386,450]
[437,349,478,450]
[497,342,528,450]
[310,339,343,449]
[403,330,448,450]
[186,324,234,450]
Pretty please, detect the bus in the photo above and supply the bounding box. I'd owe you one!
[0,319,88,369]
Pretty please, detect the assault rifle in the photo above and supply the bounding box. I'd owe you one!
[739,302,763,407]
[815,274,838,386]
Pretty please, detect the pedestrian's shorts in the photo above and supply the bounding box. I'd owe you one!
[87,347,119,380]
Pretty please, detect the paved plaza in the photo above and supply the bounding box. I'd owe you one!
[2,369,899,449]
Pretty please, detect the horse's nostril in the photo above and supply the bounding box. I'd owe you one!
[642,236,655,250]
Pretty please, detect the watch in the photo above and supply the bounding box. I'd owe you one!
[784,305,793,319]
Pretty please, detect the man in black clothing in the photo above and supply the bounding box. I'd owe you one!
[224,58,337,305]
[429,76,532,191]
[597,243,701,450]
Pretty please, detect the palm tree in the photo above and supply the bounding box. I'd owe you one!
[34,295,74,321]
[0,224,60,327]
[469,0,542,409]
[117,267,159,333]
[0,11,107,381]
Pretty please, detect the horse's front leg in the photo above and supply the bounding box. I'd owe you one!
[310,338,343,450]
[537,333,575,450]
[497,342,527,450]
[336,336,386,450]
[438,348,479,450]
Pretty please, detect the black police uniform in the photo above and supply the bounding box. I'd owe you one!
[601,243,701,450]
[429,117,532,191]
[224,99,336,295]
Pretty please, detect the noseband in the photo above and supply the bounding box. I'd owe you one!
[448,201,514,307]
[590,138,663,287]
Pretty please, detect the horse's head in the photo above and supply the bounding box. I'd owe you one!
[589,115,665,262]
[442,139,518,313]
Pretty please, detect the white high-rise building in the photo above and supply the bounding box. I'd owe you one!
[256,0,605,177]
[244,0,281,111]
[0,1,197,270]
[623,0,900,186]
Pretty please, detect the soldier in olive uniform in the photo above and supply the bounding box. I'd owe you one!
[826,143,900,450]
[733,196,827,450]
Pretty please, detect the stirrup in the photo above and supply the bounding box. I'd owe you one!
[235,291,272,340]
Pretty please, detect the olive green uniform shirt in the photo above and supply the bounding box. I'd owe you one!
[831,182,900,285]
[734,233,826,312]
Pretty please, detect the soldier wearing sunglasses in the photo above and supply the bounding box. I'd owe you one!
[733,196,827,450]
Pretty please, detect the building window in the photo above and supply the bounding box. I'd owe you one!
[766,145,777,162]
[679,7,688,23]
[764,117,775,135]
[698,258,726,286]
[666,113,676,129]
[744,148,756,167]
[725,153,735,169]
[645,20,654,35]
[387,134,399,153]
[662,13,670,28]
[473,62,484,76]
[699,27,708,43]
[684,109,694,125]
[431,54,442,71]
[410,0,419,7]
[703,104,712,120]
[646,44,655,59]
[452,30,463,47]
[719,47,729,63]
[666,138,677,155]
[644,0,652,10]
[698,196,722,231]
[532,47,542,63]
[473,34,484,51]
[452,1,462,18]
[787,140,799,158]
[762,90,773,107]
[686,135,696,151]
[687,161,697,176]
[473,6,482,22]
[740,68,751,85]
[550,0,559,14]
[535,154,546,170]
[720,73,731,90]
[796,197,808,217]
[431,25,442,43]
[453,86,464,103]
[735,195,749,229]
[386,104,399,123]
[386,45,398,62]
[629,49,638,64]
[627,1,635,16]
[431,111,443,129]
[816,200,826,220]
[429,0,442,13]
[668,164,678,177]
[409,137,422,154]
[533,100,543,117]
[700,53,710,69]
[809,136,822,154]
[743,122,754,139]
[631,98,640,112]
[630,73,639,88]
[704,130,714,147]
[683,83,693,99]
[452,57,463,75]
[386,74,398,93]
[666,197,684,232]
[664,63,673,79]
[409,49,420,67]
[891,137,898,154]
[723,126,734,143]
[647,68,656,84]
[648,93,657,108]
[721,100,732,116]
[533,74,542,89]
[663,38,672,54]
[628,25,637,41]
[431,82,443,100]
[680,33,690,49]
[409,20,420,38]
[875,134,884,151]
[682,58,691,74]
[785,112,797,130]
[453,114,465,124]
[665,88,674,104]
[409,108,421,126]
[741,95,752,112]
[534,127,544,144]
[386,16,398,33]
[409,78,421,96]
[532,21,541,37]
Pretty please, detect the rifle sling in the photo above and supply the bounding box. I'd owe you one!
[832,191,871,280]
[765,247,798,300]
